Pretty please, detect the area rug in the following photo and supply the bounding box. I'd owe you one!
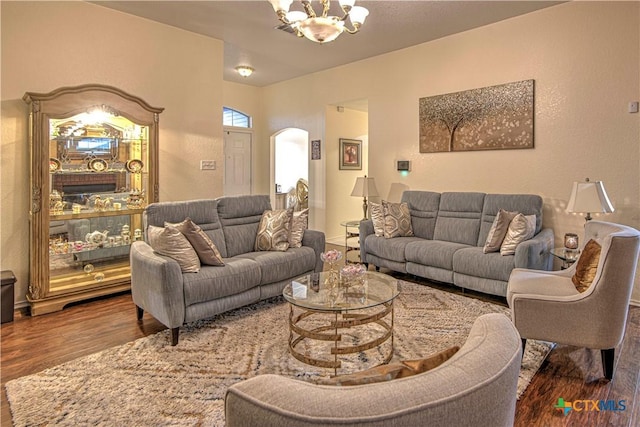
[6,281,552,426]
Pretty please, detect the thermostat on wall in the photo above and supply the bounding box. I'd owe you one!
[397,160,411,171]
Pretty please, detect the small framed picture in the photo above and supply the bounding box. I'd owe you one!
[311,139,321,160]
[339,138,362,170]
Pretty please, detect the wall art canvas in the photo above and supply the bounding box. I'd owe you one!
[419,80,534,153]
[339,138,362,170]
[311,139,321,160]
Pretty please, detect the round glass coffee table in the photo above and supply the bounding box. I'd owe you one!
[283,271,399,375]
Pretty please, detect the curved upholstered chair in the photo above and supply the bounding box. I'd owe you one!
[225,313,521,427]
[507,220,640,380]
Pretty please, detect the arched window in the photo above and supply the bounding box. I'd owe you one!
[223,107,251,128]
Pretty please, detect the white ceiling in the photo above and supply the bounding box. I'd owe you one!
[93,1,562,88]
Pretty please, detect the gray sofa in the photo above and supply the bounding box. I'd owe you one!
[225,313,522,427]
[130,195,325,345]
[360,191,554,297]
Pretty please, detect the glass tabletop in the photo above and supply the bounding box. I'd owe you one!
[283,271,399,312]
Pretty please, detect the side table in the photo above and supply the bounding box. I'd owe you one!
[550,247,580,270]
[340,220,361,264]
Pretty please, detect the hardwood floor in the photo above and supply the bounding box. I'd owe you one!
[2,265,638,426]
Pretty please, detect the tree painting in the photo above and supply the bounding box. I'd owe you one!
[419,80,534,153]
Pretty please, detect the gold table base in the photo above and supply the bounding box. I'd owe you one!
[287,301,394,375]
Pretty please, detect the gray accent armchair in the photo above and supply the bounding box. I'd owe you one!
[507,221,640,380]
[225,313,521,427]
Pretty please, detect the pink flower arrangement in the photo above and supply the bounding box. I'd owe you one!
[341,263,366,277]
[321,249,343,263]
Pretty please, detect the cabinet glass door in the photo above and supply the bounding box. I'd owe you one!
[47,111,148,290]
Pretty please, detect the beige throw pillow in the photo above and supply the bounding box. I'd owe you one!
[317,346,459,386]
[500,214,536,256]
[369,202,385,237]
[255,209,293,252]
[167,218,224,266]
[483,209,518,253]
[147,225,200,273]
[289,208,309,248]
[572,239,602,292]
[382,200,414,239]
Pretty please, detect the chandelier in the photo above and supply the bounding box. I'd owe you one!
[268,0,369,44]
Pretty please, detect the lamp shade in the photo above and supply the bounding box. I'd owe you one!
[351,176,379,198]
[566,179,614,219]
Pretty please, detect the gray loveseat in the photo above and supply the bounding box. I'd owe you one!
[130,195,325,345]
[225,313,521,427]
[360,191,554,297]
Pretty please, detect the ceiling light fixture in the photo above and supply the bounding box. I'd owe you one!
[235,66,254,77]
[269,0,369,44]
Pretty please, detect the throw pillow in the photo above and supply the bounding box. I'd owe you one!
[255,208,293,252]
[572,239,602,292]
[167,218,224,266]
[369,202,385,237]
[317,346,459,386]
[382,200,414,239]
[500,214,536,256]
[483,209,518,253]
[289,208,309,248]
[147,225,200,273]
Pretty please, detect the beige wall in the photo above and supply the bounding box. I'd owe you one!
[325,106,368,243]
[259,2,640,302]
[1,1,225,306]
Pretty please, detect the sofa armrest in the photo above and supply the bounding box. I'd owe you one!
[130,241,186,329]
[514,228,554,271]
[359,220,374,264]
[302,229,325,273]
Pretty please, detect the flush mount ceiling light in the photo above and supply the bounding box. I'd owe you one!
[235,66,254,77]
[269,0,369,44]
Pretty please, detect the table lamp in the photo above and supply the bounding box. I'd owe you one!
[566,177,614,221]
[351,175,378,219]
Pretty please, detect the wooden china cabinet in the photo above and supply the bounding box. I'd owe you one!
[23,84,163,315]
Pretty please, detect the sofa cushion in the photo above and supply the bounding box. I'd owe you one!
[236,247,316,285]
[370,202,385,237]
[147,225,201,273]
[433,192,485,246]
[483,209,518,253]
[289,208,309,248]
[478,194,543,247]
[382,201,414,238]
[500,214,536,256]
[317,346,459,386]
[364,235,423,263]
[182,257,261,305]
[218,195,271,257]
[453,246,516,282]
[168,218,224,266]
[401,191,441,240]
[255,209,293,252]
[405,240,470,270]
[145,199,227,257]
[572,239,602,292]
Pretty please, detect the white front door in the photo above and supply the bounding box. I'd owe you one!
[224,130,252,196]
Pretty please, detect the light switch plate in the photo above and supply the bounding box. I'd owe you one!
[629,101,639,114]
[200,160,216,170]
